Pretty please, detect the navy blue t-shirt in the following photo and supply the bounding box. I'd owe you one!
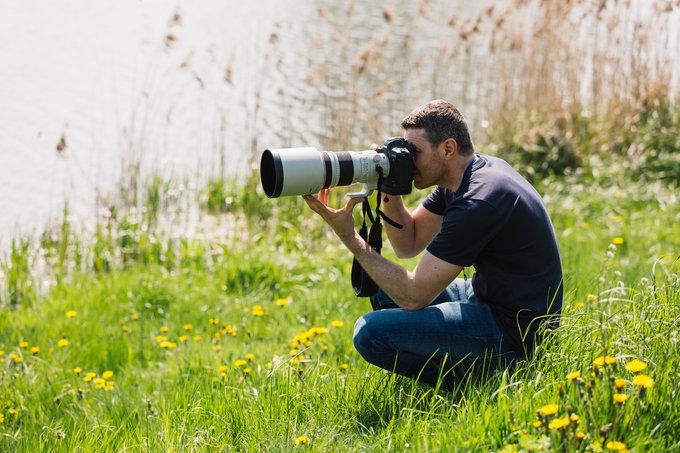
[423,155,563,356]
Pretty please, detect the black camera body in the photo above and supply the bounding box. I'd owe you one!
[377,137,415,195]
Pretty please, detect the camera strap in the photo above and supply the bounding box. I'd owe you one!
[351,166,404,297]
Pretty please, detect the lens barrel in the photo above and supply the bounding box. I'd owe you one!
[260,147,389,198]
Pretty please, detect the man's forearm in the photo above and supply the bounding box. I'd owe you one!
[380,195,418,257]
[339,229,425,311]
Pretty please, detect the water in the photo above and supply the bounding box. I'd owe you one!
[0,0,303,244]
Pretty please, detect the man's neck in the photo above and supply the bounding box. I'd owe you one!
[445,153,476,192]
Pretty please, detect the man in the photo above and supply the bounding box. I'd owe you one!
[303,100,562,389]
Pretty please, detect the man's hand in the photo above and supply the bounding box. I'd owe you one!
[303,189,365,243]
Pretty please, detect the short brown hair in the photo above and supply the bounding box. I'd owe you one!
[401,100,474,154]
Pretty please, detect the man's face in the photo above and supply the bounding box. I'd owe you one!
[404,128,444,190]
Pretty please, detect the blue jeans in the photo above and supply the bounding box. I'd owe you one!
[353,278,517,389]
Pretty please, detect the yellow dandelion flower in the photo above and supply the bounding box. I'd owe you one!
[193,335,202,342]
[211,345,222,351]
[294,435,310,445]
[275,298,289,307]
[606,440,627,451]
[131,313,140,321]
[66,310,77,318]
[0,413,4,423]
[160,341,177,349]
[537,404,558,417]
[209,318,219,325]
[532,421,542,428]
[104,382,115,391]
[251,305,266,316]
[243,367,252,374]
[575,302,585,308]
[179,335,189,342]
[93,378,106,388]
[625,359,647,373]
[548,416,570,430]
[9,353,23,364]
[159,326,170,333]
[19,341,29,348]
[340,363,349,370]
[58,338,70,347]
[576,432,585,440]
[183,324,193,331]
[31,346,40,355]
[73,367,82,375]
[331,320,344,328]
[613,393,628,403]
[121,325,129,333]
[613,215,623,222]
[245,353,255,361]
[566,371,581,381]
[0,350,4,356]
[632,374,654,389]
[8,409,17,416]
[612,237,624,245]
[586,294,598,302]
[155,335,167,343]
[593,355,616,367]
[84,372,97,382]
[234,359,247,367]
[570,414,580,422]
[102,370,113,379]
[219,365,229,373]
[614,378,626,389]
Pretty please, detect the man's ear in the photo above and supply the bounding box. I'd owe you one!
[442,138,458,160]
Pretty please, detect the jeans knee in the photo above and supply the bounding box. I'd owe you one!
[353,314,379,358]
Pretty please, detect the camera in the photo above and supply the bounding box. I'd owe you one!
[260,137,414,198]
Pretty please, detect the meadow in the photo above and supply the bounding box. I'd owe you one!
[2,0,680,451]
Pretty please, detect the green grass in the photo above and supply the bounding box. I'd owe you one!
[1,155,679,451]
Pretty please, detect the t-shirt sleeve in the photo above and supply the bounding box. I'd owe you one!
[426,199,505,266]
[421,186,447,215]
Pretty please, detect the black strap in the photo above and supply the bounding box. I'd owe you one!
[351,165,403,297]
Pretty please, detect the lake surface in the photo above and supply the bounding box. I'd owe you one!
[1,0,677,248]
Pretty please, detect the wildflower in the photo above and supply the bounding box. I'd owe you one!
[613,215,623,222]
[93,378,106,388]
[234,359,247,368]
[340,363,349,370]
[211,345,222,351]
[331,320,344,328]
[121,325,129,333]
[613,393,628,404]
[179,335,189,342]
[8,409,17,416]
[209,318,219,325]
[66,310,77,318]
[31,346,40,355]
[537,404,558,417]
[104,382,115,391]
[548,416,570,430]
[566,371,581,381]
[614,378,626,389]
[575,302,585,308]
[160,341,177,349]
[294,435,310,445]
[606,440,627,451]
[131,313,140,321]
[593,355,616,367]
[632,374,654,389]
[193,335,202,342]
[243,367,252,374]
[219,365,229,373]
[0,413,4,423]
[183,324,193,331]
[160,326,170,333]
[73,367,82,375]
[532,420,542,428]
[58,338,70,348]
[251,305,266,316]
[625,359,647,373]
[275,298,289,307]
[586,294,598,302]
[0,350,4,357]
[19,341,29,348]
[9,353,23,364]
[102,370,113,379]
[245,353,255,361]
[83,372,97,382]
[612,237,624,245]
[576,432,585,440]
[570,414,580,422]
